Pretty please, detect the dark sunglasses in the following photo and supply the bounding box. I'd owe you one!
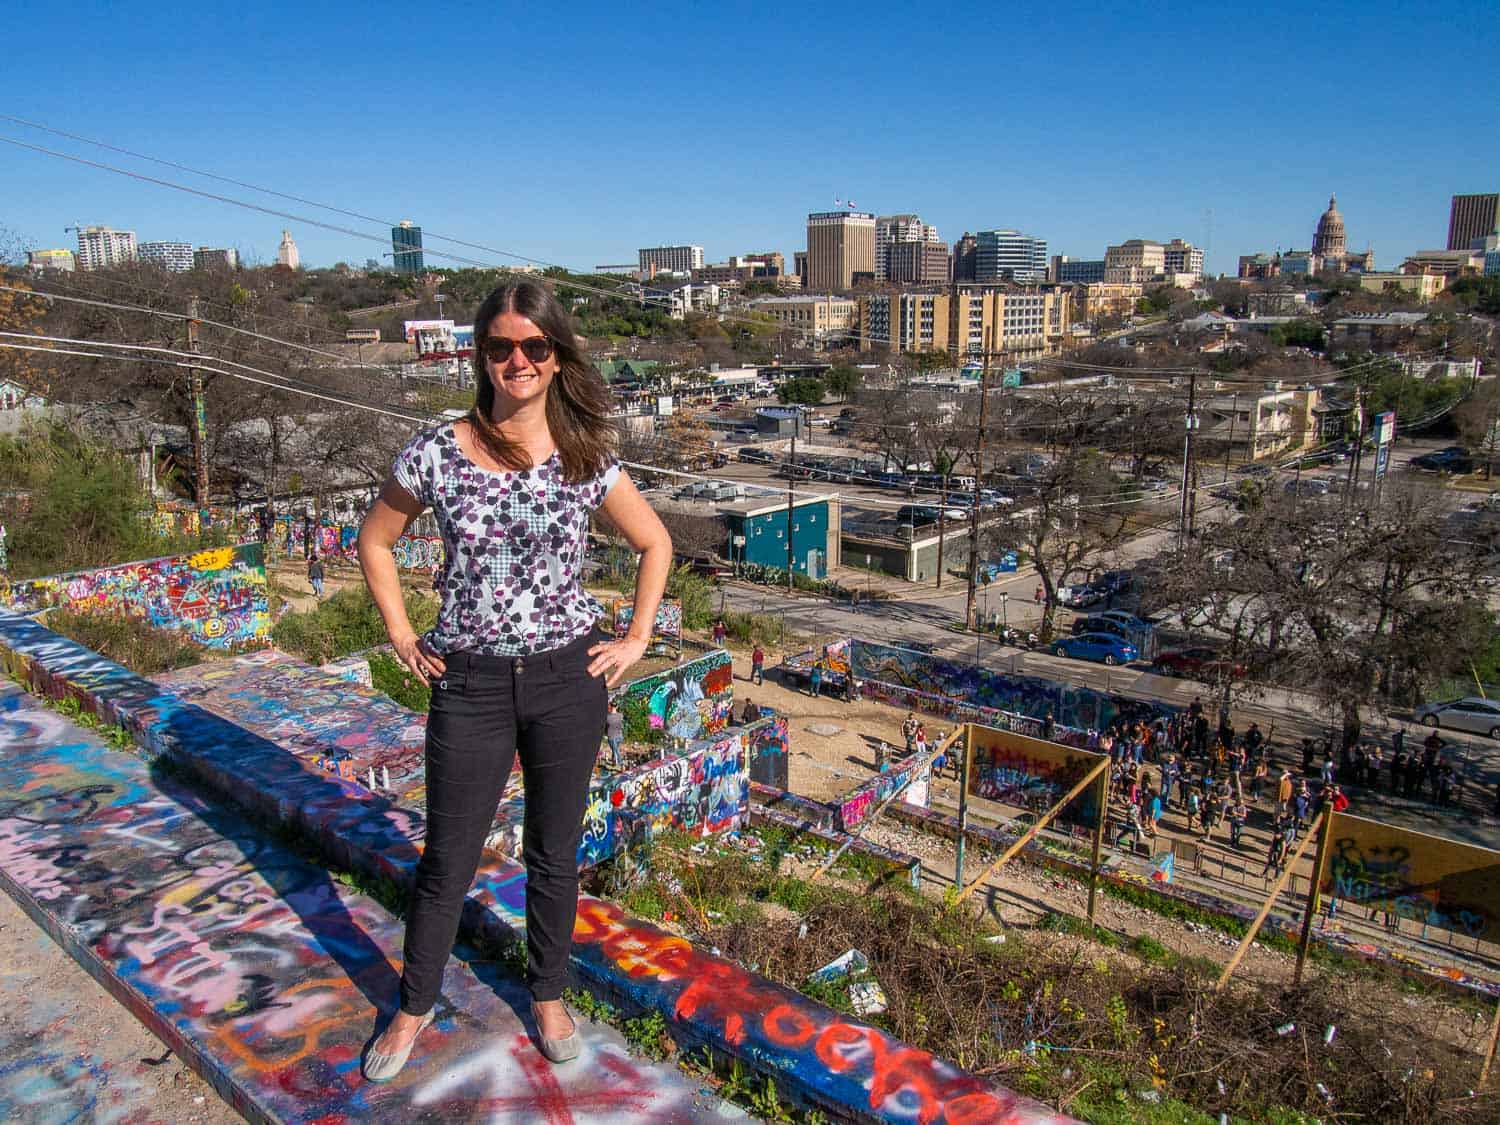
[480,335,555,364]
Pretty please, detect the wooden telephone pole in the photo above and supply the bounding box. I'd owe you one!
[187,297,210,516]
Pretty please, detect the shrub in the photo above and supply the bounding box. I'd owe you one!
[272,584,438,665]
[44,609,203,675]
[368,651,430,712]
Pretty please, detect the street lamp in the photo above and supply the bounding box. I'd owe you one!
[1000,591,1009,633]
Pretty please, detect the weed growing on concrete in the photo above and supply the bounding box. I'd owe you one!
[621,1009,671,1059]
[561,987,618,1025]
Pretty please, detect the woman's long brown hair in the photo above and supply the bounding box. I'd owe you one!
[469,278,615,483]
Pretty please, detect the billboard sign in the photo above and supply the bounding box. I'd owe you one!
[1374,444,1391,479]
[404,319,456,359]
[965,724,1107,827]
[1372,411,1396,447]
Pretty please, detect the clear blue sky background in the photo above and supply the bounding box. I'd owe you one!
[5,0,1496,277]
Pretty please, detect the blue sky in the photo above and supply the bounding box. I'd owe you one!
[5,1,1496,277]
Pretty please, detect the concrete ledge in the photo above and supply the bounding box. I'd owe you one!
[0,610,1072,1125]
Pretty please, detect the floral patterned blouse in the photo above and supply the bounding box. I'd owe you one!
[391,423,620,656]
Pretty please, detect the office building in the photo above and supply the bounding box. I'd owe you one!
[74,225,137,270]
[793,251,807,282]
[194,247,239,271]
[1238,252,1280,280]
[1162,238,1204,277]
[975,230,1047,283]
[805,211,876,291]
[1447,194,1500,251]
[1357,271,1446,301]
[278,229,300,270]
[392,220,424,274]
[692,252,790,287]
[874,214,941,280]
[951,233,977,282]
[25,248,75,273]
[1104,239,1165,283]
[138,241,195,272]
[946,285,1070,359]
[1071,282,1144,323]
[1050,255,1105,284]
[748,294,858,343]
[1400,248,1485,277]
[637,245,704,275]
[858,291,951,353]
[886,241,950,284]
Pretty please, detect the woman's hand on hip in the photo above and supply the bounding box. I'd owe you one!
[588,635,648,687]
[393,632,445,680]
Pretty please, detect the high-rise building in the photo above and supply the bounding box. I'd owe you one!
[278,229,301,270]
[874,214,941,280]
[1104,239,1166,283]
[1162,238,1204,277]
[25,248,75,273]
[946,285,1070,359]
[975,230,1047,283]
[858,291,951,353]
[74,225,137,270]
[1447,194,1500,251]
[805,211,876,291]
[637,245,704,275]
[392,220,424,274]
[138,241,195,272]
[951,233,978,282]
[194,247,239,271]
[886,241,950,284]
[794,251,807,281]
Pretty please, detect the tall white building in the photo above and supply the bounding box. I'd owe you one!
[74,225,137,270]
[278,229,300,270]
[1163,238,1204,277]
[637,245,704,275]
[138,241,195,272]
[874,214,944,280]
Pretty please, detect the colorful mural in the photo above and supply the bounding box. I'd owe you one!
[837,750,933,833]
[1,542,270,649]
[849,637,1178,736]
[746,714,790,789]
[612,597,684,650]
[1322,813,1500,943]
[966,724,1108,828]
[0,681,716,1122]
[617,649,735,742]
[0,609,1076,1124]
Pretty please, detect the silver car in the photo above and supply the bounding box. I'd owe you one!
[1414,697,1500,739]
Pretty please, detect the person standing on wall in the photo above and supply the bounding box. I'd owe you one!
[356,279,671,1079]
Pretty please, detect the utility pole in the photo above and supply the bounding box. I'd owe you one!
[1345,384,1365,499]
[1223,391,1239,482]
[965,325,993,632]
[786,413,797,592]
[1177,371,1199,550]
[187,297,210,519]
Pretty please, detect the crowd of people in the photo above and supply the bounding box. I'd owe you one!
[1096,696,1469,878]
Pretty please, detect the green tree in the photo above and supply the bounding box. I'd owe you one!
[1269,318,1325,351]
[777,377,825,405]
[824,364,861,401]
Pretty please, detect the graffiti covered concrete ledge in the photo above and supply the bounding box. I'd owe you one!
[0,609,1074,1125]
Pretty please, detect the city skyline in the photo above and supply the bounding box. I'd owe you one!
[4,0,1497,278]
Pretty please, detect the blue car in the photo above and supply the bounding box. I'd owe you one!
[1052,632,1138,666]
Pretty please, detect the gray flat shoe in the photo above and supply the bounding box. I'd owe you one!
[362,1010,435,1083]
[531,1001,580,1063]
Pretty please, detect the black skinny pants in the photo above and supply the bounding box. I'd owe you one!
[400,628,608,1014]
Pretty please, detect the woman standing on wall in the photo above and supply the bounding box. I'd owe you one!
[357,279,671,1078]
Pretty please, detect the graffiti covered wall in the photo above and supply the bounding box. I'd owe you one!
[611,597,683,649]
[966,724,1107,828]
[1,543,270,649]
[616,649,734,742]
[851,637,1177,736]
[745,714,790,789]
[1322,812,1500,943]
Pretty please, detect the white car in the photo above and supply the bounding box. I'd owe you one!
[1414,697,1500,739]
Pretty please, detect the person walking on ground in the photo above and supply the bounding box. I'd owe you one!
[1116,801,1143,852]
[808,663,823,698]
[356,279,672,1079]
[308,552,326,599]
[605,699,626,769]
[914,723,928,757]
[1262,824,1287,878]
[1276,768,1294,815]
[711,618,728,646]
[1227,798,1248,847]
[750,644,765,686]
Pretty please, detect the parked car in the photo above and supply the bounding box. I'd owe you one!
[1052,633,1138,666]
[1284,478,1331,497]
[1093,570,1133,595]
[1072,615,1132,639]
[1414,697,1500,739]
[1057,584,1105,608]
[737,446,773,463]
[1411,447,1475,474]
[1154,647,1248,680]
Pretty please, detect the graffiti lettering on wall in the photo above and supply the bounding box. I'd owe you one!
[967,724,1107,827]
[1,543,270,649]
[1322,813,1500,943]
[611,598,683,649]
[851,637,1176,734]
[837,749,932,832]
[618,649,734,742]
[746,715,790,789]
[578,737,749,866]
